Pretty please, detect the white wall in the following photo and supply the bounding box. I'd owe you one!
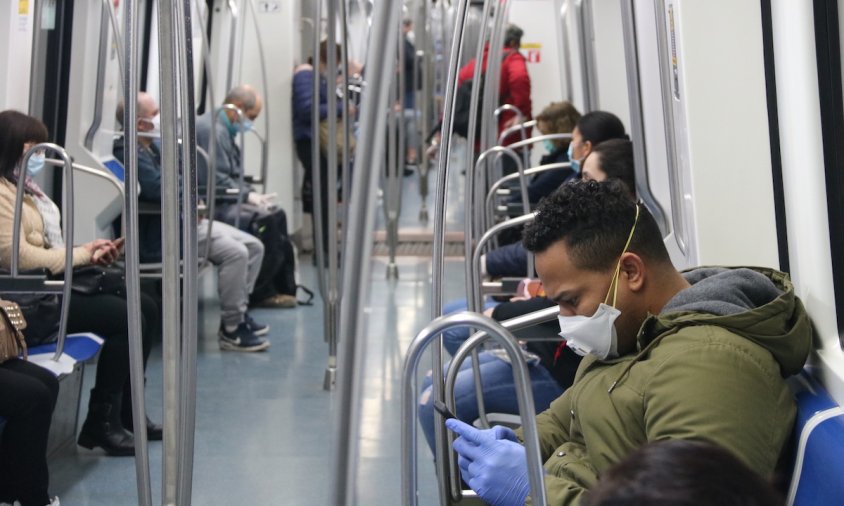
[0,0,35,111]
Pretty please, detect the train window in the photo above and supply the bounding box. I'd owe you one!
[813,0,844,345]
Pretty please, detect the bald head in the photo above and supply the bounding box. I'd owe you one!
[223,84,262,120]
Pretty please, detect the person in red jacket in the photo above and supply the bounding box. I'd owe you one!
[457,24,533,148]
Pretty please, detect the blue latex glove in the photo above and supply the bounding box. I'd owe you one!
[446,418,531,506]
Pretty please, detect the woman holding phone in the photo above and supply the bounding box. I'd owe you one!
[0,110,159,457]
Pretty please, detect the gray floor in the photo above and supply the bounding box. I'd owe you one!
[50,153,471,504]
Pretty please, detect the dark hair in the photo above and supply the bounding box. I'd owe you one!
[0,110,49,181]
[319,40,342,65]
[504,24,524,46]
[577,111,627,145]
[589,139,636,195]
[522,180,670,270]
[581,440,783,506]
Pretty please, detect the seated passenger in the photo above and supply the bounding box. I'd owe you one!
[196,85,298,308]
[504,101,580,207]
[0,348,60,506]
[447,180,811,505]
[113,93,270,352]
[0,110,159,456]
[581,440,783,506]
[484,111,629,278]
[419,140,636,455]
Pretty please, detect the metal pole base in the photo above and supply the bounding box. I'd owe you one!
[386,262,400,279]
[419,207,429,224]
[324,365,337,391]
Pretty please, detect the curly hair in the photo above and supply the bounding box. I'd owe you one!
[536,101,581,150]
[522,180,669,271]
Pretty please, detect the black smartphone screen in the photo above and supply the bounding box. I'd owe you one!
[433,400,456,420]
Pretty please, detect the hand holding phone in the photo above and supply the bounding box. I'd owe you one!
[433,400,457,420]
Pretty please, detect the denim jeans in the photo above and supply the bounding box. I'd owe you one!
[418,351,564,456]
[418,299,564,456]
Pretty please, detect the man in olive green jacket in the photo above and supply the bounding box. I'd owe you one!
[447,180,811,506]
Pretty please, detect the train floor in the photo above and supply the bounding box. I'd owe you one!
[49,146,472,504]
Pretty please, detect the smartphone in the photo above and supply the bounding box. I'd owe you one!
[433,400,456,420]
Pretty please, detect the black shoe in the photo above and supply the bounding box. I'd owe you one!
[122,414,163,441]
[78,392,135,456]
[403,167,415,177]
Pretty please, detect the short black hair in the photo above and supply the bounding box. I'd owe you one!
[581,440,783,506]
[522,180,670,271]
[504,24,524,46]
[589,139,636,196]
[0,110,49,181]
[577,110,627,145]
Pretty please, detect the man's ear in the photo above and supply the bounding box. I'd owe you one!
[619,252,645,293]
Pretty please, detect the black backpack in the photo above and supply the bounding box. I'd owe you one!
[450,51,513,139]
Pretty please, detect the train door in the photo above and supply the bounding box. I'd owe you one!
[622,0,781,270]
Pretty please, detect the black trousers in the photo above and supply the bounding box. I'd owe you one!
[0,359,59,506]
[66,290,156,407]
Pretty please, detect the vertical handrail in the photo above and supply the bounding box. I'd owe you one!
[416,0,433,224]
[84,1,113,151]
[384,62,400,279]
[220,104,248,230]
[244,0,270,187]
[156,1,184,503]
[323,0,342,391]
[122,2,153,503]
[401,312,548,506]
[339,0,353,238]
[578,0,599,111]
[175,0,199,503]
[311,0,328,305]
[431,1,472,504]
[11,144,74,362]
[653,0,687,254]
[559,1,574,103]
[619,0,669,235]
[331,0,401,503]
[463,0,494,316]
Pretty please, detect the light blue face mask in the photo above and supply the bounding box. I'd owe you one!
[567,142,581,173]
[26,153,46,176]
[543,140,556,153]
[240,119,254,132]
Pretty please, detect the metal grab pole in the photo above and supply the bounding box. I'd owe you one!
[472,146,529,238]
[244,0,270,187]
[494,103,529,172]
[331,0,401,502]
[401,312,549,506]
[472,213,537,303]
[384,73,400,279]
[416,0,433,224]
[431,1,472,504]
[463,0,494,315]
[339,0,352,240]
[157,2,184,503]
[121,1,153,503]
[11,145,74,362]
[311,0,329,309]
[323,0,341,391]
[175,0,200,502]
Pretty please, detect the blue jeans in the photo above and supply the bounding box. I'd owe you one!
[418,351,564,456]
[420,299,563,456]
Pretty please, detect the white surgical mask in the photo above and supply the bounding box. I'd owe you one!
[142,114,161,136]
[557,204,641,360]
[26,153,46,176]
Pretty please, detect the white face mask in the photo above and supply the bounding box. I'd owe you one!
[557,204,641,360]
[142,114,161,136]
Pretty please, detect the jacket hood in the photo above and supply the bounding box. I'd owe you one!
[639,266,812,377]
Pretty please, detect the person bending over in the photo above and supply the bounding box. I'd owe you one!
[196,85,298,308]
[114,93,270,352]
[447,180,810,505]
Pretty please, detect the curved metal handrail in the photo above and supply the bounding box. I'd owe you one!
[498,119,538,147]
[494,104,529,171]
[472,213,537,297]
[11,144,74,363]
[471,146,529,252]
[485,162,572,235]
[401,311,548,506]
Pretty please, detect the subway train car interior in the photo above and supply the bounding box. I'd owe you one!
[1,0,844,504]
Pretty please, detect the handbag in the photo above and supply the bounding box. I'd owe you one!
[70,264,126,297]
[318,119,356,160]
[0,299,28,363]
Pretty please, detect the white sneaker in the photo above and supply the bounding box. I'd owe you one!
[48,498,60,506]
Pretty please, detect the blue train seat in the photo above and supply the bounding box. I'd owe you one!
[787,370,844,505]
[0,333,104,456]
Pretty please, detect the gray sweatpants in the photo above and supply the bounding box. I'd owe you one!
[197,219,264,327]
